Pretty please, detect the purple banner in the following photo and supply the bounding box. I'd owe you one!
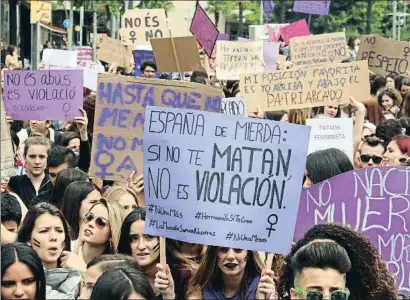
[190,4,219,57]
[238,37,279,71]
[132,50,160,78]
[293,0,331,16]
[217,33,230,41]
[3,70,83,121]
[294,167,410,295]
[263,0,275,22]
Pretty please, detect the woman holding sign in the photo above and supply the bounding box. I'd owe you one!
[117,208,176,299]
[186,246,277,299]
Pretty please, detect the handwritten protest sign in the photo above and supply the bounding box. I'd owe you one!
[43,49,77,68]
[293,0,332,16]
[357,34,410,76]
[3,70,83,120]
[47,61,105,92]
[240,62,351,112]
[306,118,353,161]
[97,36,133,68]
[76,46,93,63]
[281,19,310,45]
[133,50,159,78]
[294,167,410,295]
[1,101,15,178]
[238,37,280,72]
[143,106,310,253]
[190,4,219,57]
[151,36,202,73]
[89,75,222,181]
[216,41,264,80]
[120,8,169,46]
[290,32,348,67]
[220,97,248,117]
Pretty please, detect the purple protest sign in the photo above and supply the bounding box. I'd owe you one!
[3,70,83,121]
[132,50,160,78]
[238,37,279,71]
[217,33,230,41]
[190,4,219,57]
[281,19,310,44]
[294,167,410,295]
[293,0,331,16]
[263,0,275,22]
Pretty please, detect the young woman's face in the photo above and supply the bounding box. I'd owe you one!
[217,248,248,276]
[323,106,338,118]
[386,77,395,88]
[29,120,49,135]
[401,84,410,98]
[1,261,37,300]
[382,140,407,166]
[29,214,65,269]
[80,264,103,300]
[118,193,138,216]
[24,145,48,177]
[79,190,101,221]
[80,204,111,246]
[129,220,160,267]
[381,94,394,110]
[67,138,81,152]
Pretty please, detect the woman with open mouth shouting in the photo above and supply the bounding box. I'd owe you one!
[17,203,82,299]
[187,246,277,299]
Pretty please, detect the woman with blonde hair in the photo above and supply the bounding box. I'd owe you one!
[103,186,139,216]
[287,108,310,125]
[186,246,277,299]
[59,198,125,273]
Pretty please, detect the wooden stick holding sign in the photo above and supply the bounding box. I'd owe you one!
[169,30,183,80]
[160,237,166,266]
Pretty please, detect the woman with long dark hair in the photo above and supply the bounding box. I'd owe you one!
[1,242,46,300]
[17,203,82,298]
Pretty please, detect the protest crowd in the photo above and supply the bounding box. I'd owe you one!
[1,1,410,300]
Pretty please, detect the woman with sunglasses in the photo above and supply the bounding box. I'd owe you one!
[17,203,82,299]
[1,243,46,300]
[186,246,277,299]
[278,224,396,300]
[60,198,125,273]
[382,134,410,166]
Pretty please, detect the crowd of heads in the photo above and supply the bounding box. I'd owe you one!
[1,34,410,300]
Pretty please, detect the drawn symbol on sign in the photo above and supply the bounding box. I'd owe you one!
[62,103,71,120]
[403,47,410,58]
[266,213,278,238]
[129,31,137,43]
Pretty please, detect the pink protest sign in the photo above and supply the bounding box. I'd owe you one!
[281,19,310,44]
[294,167,410,295]
[190,4,219,57]
[76,46,93,63]
[293,0,331,16]
[3,70,83,121]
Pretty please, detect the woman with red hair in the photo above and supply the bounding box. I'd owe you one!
[382,134,410,166]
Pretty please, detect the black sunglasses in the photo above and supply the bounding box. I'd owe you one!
[83,213,108,230]
[360,154,383,164]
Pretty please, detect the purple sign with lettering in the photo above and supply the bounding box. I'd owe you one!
[294,167,410,295]
[3,70,83,120]
[132,50,160,78]
[190,4,219,57]
[144,106,311,254]
[238,37,279,71]
[293,0,331,16]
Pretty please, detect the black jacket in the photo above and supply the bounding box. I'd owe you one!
[8,174,53,208]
